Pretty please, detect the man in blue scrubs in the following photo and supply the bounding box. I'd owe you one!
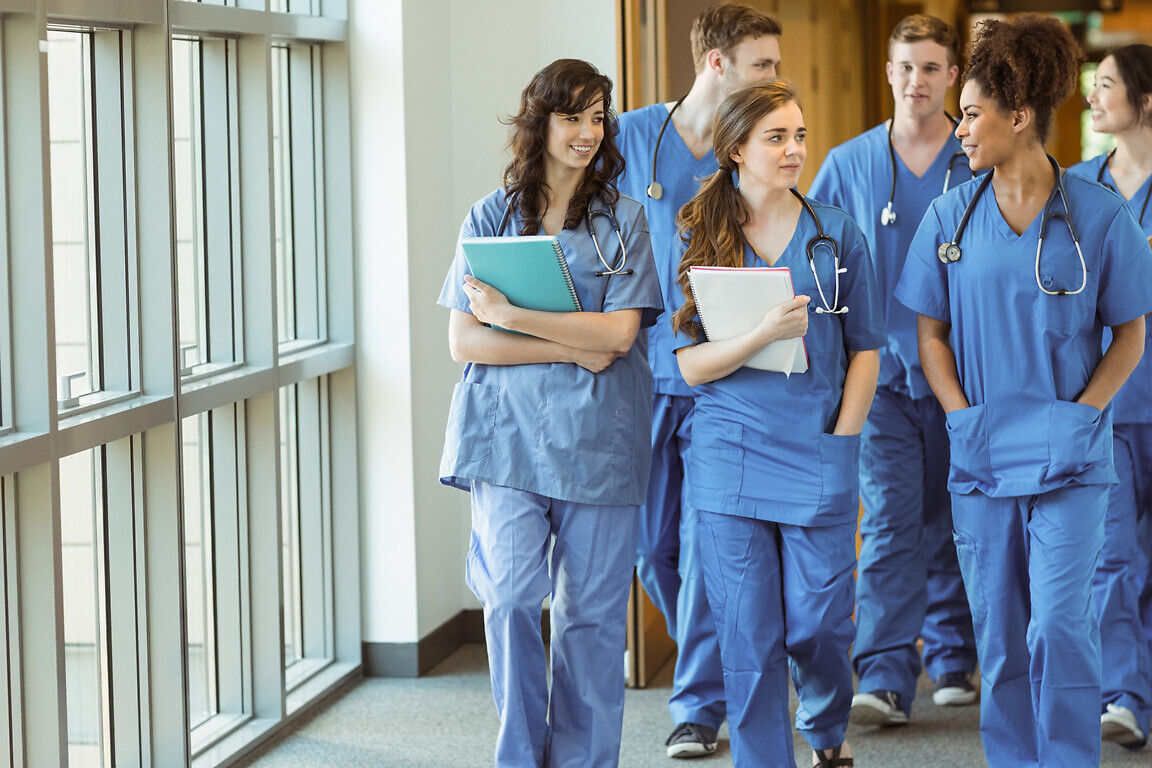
[808,14,977,727]
[615,3,783,758]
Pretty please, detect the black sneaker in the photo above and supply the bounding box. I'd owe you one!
[665,722,718,758]
[933,671,978,706]
[849,690,909,726]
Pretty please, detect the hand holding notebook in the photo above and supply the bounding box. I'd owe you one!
[687,266,809,375]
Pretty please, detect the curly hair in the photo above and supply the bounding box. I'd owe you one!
[671,79,801,340]
[962,14,1083,145]
[690,3,782,74]
[501,59,623,236]
[1106,44,1152,130]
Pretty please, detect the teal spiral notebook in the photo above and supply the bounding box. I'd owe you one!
[460,236,583,313]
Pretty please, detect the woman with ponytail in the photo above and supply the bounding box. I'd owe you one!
[669,79,884,767]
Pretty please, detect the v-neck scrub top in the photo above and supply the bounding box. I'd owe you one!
[616,103,719,397]
[1069,154,1152,426]
[809,123,974,400]
[438,190,664,506]
[895,171,1152,498]
[671,197,886,526]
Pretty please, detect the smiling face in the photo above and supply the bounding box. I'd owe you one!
[719,34,782,95]
[955,79,1020,172]
[887,39,958,121]
[1087,55,1142,135]
[543,95,605,180]
[729,100,806,192]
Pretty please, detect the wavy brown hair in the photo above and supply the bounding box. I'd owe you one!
[962,14,1082,146]
[672,79,801,340]
[501,59,623,235]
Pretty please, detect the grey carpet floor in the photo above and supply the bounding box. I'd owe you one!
[236,644,1149,767]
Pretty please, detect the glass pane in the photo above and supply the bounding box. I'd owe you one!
[0,478,11,764]
[271,47,295,345]
[279,385,303,668]
[59,449,111,768]
[48,31,99,405]
[172,38,208,373]
[182,413,218,729]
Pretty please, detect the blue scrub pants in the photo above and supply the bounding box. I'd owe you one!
[1097,423,1152,737]
[856,389,976,710]
[952,485,1107,768]
[635,393,726,729]
[698,511,856,768]
[468,482,639,768]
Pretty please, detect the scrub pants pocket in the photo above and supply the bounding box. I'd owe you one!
[945,404,992,494]
[951,532,988,627]
[690,418,744,508]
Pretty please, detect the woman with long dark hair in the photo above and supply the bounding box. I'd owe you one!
[437,59,662,767]
[1069,43,1152,751]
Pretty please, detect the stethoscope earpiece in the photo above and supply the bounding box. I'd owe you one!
[646,182,663,200]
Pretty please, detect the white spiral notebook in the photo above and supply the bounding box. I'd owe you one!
[687,265,808,375]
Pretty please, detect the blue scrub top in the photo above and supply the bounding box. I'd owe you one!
[617,103,718,397]
[1069,153,1152,425]
[438,190,664,506]
[808,122,974,400]
[671,197,886,526]
[895,170,1152,498]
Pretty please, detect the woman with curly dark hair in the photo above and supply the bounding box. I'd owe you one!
[437,58,662,766]
[670,79,885,767]
[895,15,1152,767]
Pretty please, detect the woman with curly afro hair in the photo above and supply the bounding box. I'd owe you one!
[895,15,1152,767]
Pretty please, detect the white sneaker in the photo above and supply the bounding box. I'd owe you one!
[1101,703,1147,748]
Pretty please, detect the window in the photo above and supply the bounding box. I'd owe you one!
[172,37,243,378]
[0,477,14,768]
[59,449,112,768]
[272,44,326,349]
[48,28,137,412]
[280,377,333,687]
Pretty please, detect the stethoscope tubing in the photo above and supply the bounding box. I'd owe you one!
[881,114,965,227]
[789,188,848,314]
[1097,148,1152,226]
[496,197,631,277]
[646,95,688,200]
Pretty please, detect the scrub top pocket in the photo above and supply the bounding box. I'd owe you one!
[439,381,501,491]
[1034,264,1093,335]
[689,417,745,509]
[945,404,993,495]
[1044,400,1110,484]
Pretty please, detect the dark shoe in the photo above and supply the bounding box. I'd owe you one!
[932,670,978,706]
[814,744,854,767]
[849,690,909,726]
[665,722,718,758]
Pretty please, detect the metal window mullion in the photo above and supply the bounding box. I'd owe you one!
[77,31,102,397]
[295,377,323,661]
[105,436,145,765]
[194,413,216,725]
[287,45,318,342]
[91,447,114,764]
[203,39,236,367]
[232,401,253,715]
[0,21,12,428]
[273,46,295,344]
[318,375,332,655]
[208,404,243,716]
[187,38,207,370]
[309,47,327,342]
[1,478,23,768]
[93,30,132,394]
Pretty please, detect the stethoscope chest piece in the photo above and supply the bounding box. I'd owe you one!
[938,242,961,264]
[880,203,896,227]
[646,182,664,200]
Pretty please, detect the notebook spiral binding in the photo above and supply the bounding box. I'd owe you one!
[554,241,583,311]
[687,275,711,340]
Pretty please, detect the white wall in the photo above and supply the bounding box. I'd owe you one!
[352,0,619,646]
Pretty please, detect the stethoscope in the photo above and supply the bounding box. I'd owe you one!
[1097,148,1152,226]
[937,154,1087,297]
[880,114,968,226]
[646,95,688,200]
[788,188,849,314]
[497,199,632,276]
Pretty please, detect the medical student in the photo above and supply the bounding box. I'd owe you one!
[615,3,782,758]
[896,15,1152,768]
[670,80,885,768]
[438,59,662,768]
[808,14,978,726]
[1069,43,1152,751]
